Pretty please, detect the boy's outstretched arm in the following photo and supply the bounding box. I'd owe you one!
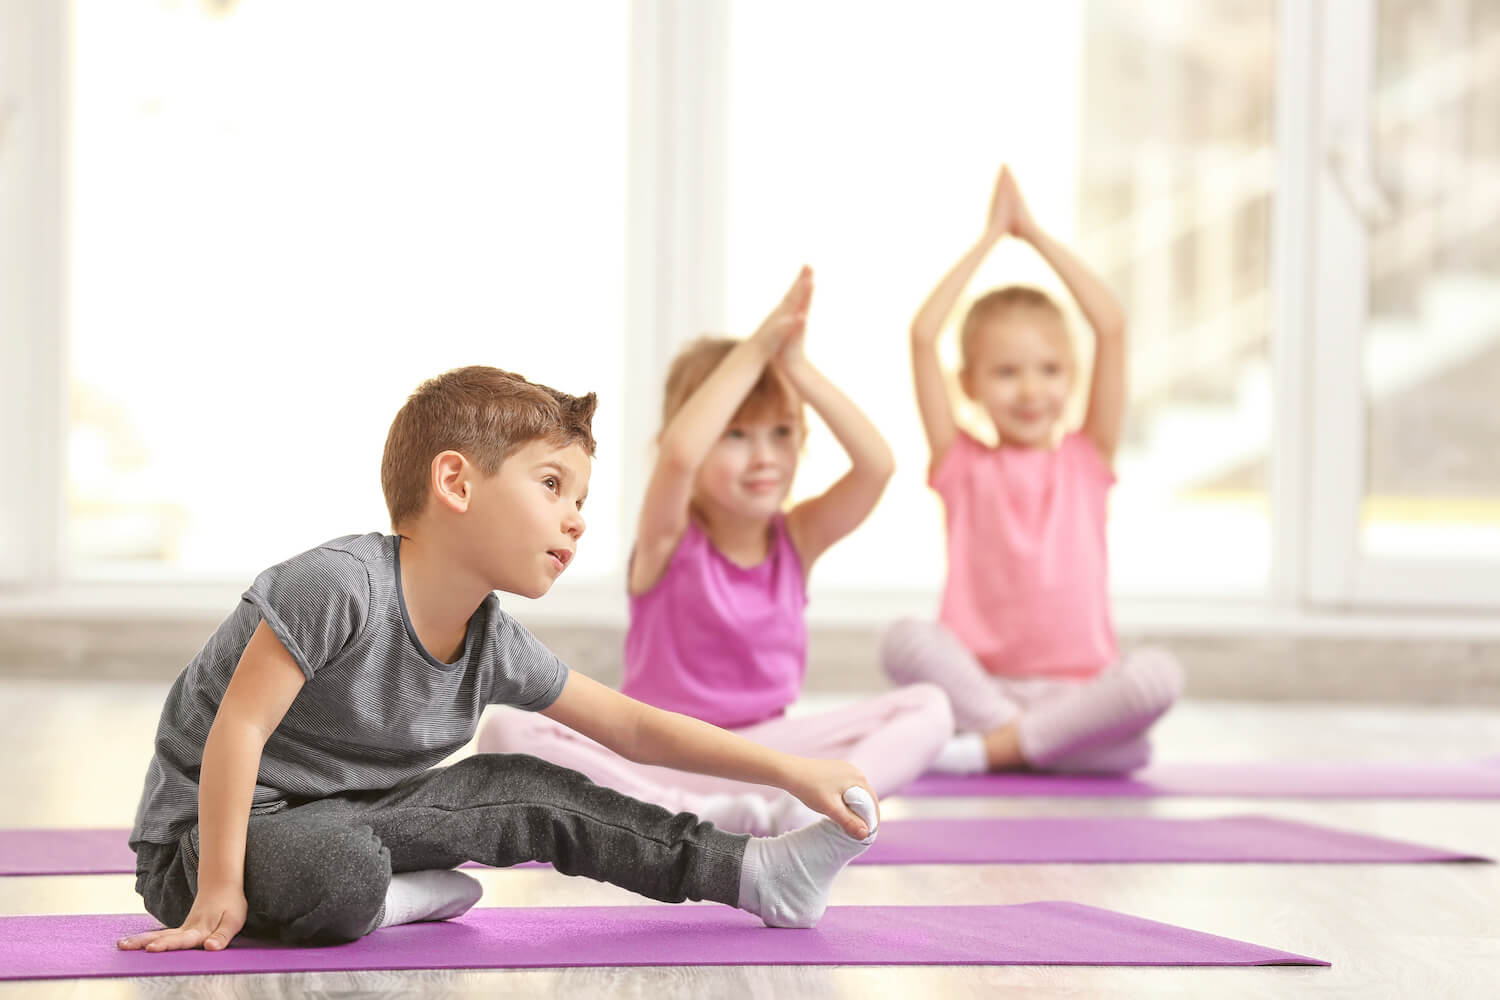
[541,671,877,840]
[780,347,894,574]
[118,621,306,953]
[910,166,1015,468]
[1007,170,1128,463]
[630,267,813,596]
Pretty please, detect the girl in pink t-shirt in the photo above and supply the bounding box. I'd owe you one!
[881,166,1183,775]
[480,269,952,832]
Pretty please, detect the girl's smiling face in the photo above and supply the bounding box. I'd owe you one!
[961,312,1074,448]
[692,407,803,523]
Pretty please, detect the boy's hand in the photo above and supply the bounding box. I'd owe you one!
[117,886,248,953]
[752,266,814,354]
[787,758,879,840]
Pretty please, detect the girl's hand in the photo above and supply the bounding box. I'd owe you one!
[787,758,879,840]
[752,266,814,354]
[774,320,809,372]
[117,886,248,953]
[985,164,1017,239]
[999,166,1038,241]
[986,165,1039,242]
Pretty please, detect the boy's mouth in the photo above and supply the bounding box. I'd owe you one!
[547,549,573,571]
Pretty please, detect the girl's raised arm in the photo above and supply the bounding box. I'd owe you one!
[629,268,813,595]
[1007,171,1128,463]
[911,166,1014,469]
[781,348,894,575]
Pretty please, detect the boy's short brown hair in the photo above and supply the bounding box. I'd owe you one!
[659,336,805,439]
[381,366,597,530]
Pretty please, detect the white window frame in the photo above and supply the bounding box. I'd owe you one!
[1304,0,1500,609]
[0,0,67,589]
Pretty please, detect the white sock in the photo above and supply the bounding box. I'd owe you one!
[736,787,878,929]
[929,733,988,774]
[376,869,483,929]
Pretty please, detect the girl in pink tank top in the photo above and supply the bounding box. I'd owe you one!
[479,269,953,833]
[881,166,1183,777]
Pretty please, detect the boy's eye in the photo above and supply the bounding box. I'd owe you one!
[543,476,559,492]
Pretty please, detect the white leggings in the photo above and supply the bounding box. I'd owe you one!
[477,683,954,811]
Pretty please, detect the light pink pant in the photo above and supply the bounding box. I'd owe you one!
[477,683,953,809]
[879,619,1183,773]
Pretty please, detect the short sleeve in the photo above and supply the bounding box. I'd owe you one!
[487,611,570,711]
[242,547,371,681]
[1064,432,1118,488]
[928,430,984,495]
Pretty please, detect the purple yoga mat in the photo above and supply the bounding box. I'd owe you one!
[901,759,1500,799]
[0,829,131,877]
[863,815,1487,864]
[3,814,1482,876]
[0,903,1326,979]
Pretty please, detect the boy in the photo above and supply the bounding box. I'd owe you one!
[122,361,878,952]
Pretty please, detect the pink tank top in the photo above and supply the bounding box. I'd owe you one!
[623,515,808,729]
[931,430,1117,680]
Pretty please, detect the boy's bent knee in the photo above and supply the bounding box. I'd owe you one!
[247,823,389,945]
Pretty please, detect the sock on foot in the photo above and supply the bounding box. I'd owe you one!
[929,733,988,774]
[736,787,877,929]
[376,869,483,929]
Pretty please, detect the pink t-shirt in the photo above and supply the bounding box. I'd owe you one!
[623,515,808,729]
[931,430,1117,680]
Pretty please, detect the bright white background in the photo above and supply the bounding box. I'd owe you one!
[3,0,1498,630]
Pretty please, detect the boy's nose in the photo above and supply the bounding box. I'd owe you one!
[564,510,586,539]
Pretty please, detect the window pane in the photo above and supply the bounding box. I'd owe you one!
[68,1,626,579]
[1361,0,1500,560]
[725,0,1274,597]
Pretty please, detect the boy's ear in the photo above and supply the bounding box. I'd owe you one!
[431,451,472,514]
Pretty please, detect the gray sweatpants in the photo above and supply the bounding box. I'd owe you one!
[133,753,749,945]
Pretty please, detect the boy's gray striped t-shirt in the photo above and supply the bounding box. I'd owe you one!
[130,533,570,848]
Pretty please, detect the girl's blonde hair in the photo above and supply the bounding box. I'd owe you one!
[959,285,1075,375]
[659,336,807,439]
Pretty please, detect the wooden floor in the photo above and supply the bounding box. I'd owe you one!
[2,678,1498,998]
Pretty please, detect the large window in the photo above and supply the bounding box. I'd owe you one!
[68,1,627,580]
[725,0,1275,598]
[2,0,1493,619]
[1360,0,1500,560]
